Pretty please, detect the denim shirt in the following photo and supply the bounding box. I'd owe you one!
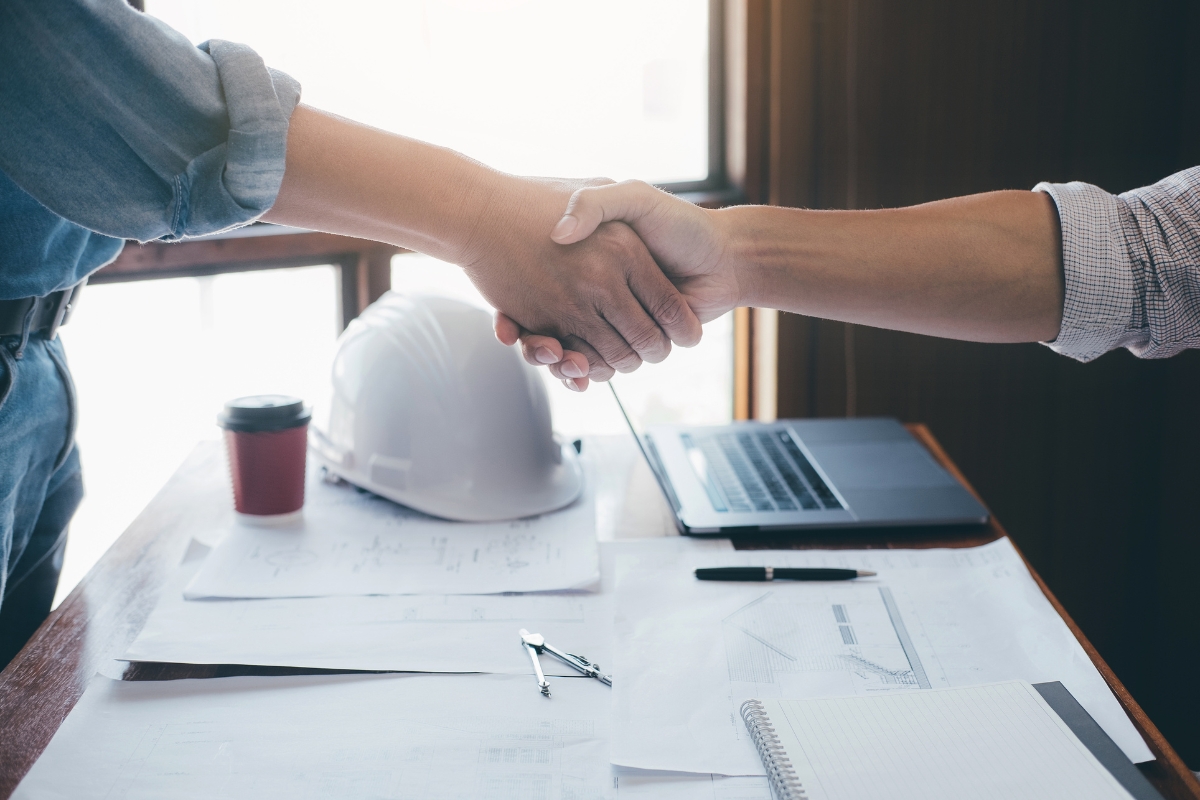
[0,0,301,300]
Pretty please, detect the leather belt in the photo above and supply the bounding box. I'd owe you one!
[0,279,86,339]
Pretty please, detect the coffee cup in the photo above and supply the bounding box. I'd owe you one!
[217,395,312,521]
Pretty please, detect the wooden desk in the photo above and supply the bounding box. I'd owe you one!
[1,427,1196,799]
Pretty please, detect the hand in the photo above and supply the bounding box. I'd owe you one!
[494,312,594,391]
[264,107,703,381]
[497,180,743,390]
[459,176,703,381]
[552,180,740,320]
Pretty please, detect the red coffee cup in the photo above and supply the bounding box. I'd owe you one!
[217,395,312,518]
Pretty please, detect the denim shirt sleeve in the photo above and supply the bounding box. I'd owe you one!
[0,0,301,243]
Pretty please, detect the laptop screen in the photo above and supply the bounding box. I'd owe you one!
[607,382,680,512]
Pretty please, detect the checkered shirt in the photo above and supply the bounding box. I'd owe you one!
[1035,166,1200,361]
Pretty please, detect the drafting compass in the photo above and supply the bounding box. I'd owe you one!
[519,629,612,697]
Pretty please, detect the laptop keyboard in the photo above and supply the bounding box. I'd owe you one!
[684,429,842,514]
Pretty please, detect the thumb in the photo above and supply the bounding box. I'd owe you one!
[492,311,522,346]
[549,180,659,245]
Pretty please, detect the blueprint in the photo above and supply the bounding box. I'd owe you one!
[15,672,771,800]
[185,465,599,598]
[609,538,1152,776]
[14,673,613,800]
[125,538,730,676]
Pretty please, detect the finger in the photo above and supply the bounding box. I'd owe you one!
[576,316,644,374]
[558,349,591,379]
[563,376,591,392]
[502,315,593,378]
[600,286,673,364]
[557,335,616,382]
[584,221,676,363]
[493,312,521,346]
[626,255,704,349]
[546,350,591,381]
[523,338,589,379]
[550,180,661,245]
[517,333,566,366]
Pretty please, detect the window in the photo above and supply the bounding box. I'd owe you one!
[150,0,715,186]
[54,0,732,603]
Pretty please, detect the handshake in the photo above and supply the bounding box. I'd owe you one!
[266,104,1066,371]
[486,178,741,393]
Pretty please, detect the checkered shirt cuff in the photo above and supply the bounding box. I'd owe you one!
[1034,181,1142,362]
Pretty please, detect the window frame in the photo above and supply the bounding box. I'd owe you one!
[660,0,742,206]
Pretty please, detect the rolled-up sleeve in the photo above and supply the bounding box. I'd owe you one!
[1035,167,1200,361]
[0,0,300,243]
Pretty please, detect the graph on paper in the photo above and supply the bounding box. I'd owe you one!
[722,585,931,691]
[184,468,600,599]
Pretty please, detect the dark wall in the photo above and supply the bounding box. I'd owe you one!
[766,0,1200,765]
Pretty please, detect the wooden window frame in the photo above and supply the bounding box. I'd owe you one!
[724,0,773,420]
[94,226,404,331]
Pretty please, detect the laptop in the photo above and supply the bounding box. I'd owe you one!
[609,384,988,534]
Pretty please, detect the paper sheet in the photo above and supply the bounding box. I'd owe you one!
[184,465,600,599]
[610,538,1152,776]
[764,682,1133,800]
[125,538,731,676]
[14,673,613,800]
[16,672,767,800]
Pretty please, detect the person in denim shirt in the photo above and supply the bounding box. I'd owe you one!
[0,0,703,664]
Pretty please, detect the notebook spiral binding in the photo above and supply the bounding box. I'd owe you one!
[740,699,808,800]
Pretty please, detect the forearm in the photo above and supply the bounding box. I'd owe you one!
[264,105,700,375]
[264,104,504,262]
[720,190,1064,342]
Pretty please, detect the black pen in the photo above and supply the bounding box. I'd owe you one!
[694,566,876,582]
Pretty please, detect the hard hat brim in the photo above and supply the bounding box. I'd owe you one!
[310,435,585,523]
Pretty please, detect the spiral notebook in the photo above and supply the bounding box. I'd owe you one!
[741,681,1163,800]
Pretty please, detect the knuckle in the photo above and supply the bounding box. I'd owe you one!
[648,292,689,331]
[606,346,642,372]
[626,322,668,357]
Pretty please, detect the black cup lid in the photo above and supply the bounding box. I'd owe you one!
[217,395,312,432]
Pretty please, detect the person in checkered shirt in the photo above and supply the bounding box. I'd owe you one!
[496,168,1200,389]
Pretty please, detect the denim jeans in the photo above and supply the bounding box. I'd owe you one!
[0,319,82,668]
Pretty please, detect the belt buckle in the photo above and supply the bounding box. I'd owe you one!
[46,279,85,340]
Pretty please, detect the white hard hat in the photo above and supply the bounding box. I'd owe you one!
[310,292,583,522]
